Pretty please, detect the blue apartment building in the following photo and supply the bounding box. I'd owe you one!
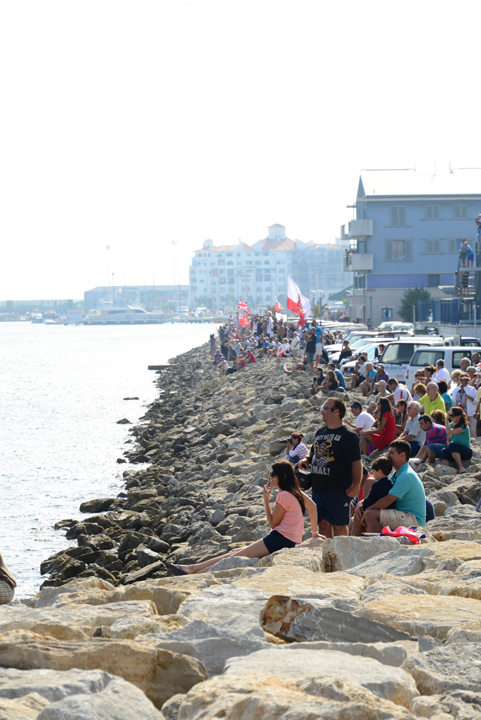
[341,168,481,327]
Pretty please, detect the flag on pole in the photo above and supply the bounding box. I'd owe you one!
[274,300,282,313]
[287,276,312,319]
[239,315,250,327]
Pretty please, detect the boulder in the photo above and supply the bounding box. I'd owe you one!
[162,674,417,720]
[347,547,439,578]
[360,593,481,640]
[403,642,481,695]
[322,536,401,572]
[260,595,414,644]
[0,668,162,720]
[224,646,419,708]
[0,638,206,710]
[0,600,157,640]
[149,585,269,676]
[79,498,117,513]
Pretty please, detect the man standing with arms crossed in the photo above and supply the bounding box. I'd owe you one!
[299,398,362,538]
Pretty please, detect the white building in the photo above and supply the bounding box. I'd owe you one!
[189,224,352,312]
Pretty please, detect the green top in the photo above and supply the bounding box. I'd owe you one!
[442,392,453,411]
[449,422,471,448]
[389,462,426,527]
[419,393,446,417]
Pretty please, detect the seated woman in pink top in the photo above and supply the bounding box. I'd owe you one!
[169,460,320,575]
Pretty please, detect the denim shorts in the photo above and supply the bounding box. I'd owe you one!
[263,530,296,554]
[306,351,315,363]
[426,442,446,457]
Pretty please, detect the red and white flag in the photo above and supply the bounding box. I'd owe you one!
[274,300,282,313]
[287,276,312,319]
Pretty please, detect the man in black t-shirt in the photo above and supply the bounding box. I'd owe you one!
[304,328,317,375]
[299,398,362,537]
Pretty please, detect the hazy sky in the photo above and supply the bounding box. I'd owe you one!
[1,0,480,300]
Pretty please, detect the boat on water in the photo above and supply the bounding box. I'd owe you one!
[30,313,43,324]
[82,305,164,325]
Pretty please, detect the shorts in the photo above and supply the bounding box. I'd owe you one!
[263,530,296,554]
[426,442,446,458]
[380,508,419,530]
[312,491,351,527]
[358,375,365,383]
[306,352,315,363]
[0,580,14,605]
[315,343,323,355]
[441,443,473,462]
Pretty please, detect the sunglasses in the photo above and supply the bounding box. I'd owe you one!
[321,407,335,412]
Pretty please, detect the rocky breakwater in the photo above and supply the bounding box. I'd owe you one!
[2,345,481,718]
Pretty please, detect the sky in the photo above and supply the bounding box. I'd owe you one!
[1,0,480,300]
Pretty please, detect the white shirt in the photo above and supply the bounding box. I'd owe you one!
[393,385,412,404]
[434,368,451,384]
[358,362,368,376]
[356,412,375,431]
[403,415,426,444]
[291,336,300,350]
[452,384,477,416]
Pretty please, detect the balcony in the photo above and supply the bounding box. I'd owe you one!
[342,253,374,273]
[349,219,373,238]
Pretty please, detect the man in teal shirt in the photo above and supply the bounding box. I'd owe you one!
[363,440,426,530]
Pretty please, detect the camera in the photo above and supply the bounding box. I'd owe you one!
[280,438,291,444]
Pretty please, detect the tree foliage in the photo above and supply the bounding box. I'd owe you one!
[398,287,431,323]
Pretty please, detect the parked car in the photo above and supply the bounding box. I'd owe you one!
[405,346,481,385]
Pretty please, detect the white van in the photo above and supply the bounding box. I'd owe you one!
[405,346,481,386]
[379,338,449,382]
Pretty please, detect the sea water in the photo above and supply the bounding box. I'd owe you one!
[0,321,217,597]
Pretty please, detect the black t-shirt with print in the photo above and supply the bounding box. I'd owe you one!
[310,425,361,494]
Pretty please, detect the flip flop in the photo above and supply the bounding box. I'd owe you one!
[168,563,188,576]
[458,468,467,474]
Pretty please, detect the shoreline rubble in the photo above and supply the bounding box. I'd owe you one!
[2,341,481,718]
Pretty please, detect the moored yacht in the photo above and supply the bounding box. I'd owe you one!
[82,305,163,325]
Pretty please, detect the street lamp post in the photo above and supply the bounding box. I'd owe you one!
[366,288,376,329]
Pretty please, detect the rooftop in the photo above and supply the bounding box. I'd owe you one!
[358,167,481,199]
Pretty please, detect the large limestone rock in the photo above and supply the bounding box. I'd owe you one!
[161,675,417,720]
[348,547,439,578]
[224,646,419,708]
[0,692,49,719]
[149,585,269,675]
[260,595,413,643]
[321,535,402,572]
[235,565,365,602]
[0,668,163,719]
[403,642,481,695]
[0,638,205,709]
[426,506,481,541]
[0,600,157,640]
[360,593,481,640]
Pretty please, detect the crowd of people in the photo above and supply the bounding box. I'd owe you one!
[193,310,481,565]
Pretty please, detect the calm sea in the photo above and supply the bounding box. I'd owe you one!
[0,321,217,598]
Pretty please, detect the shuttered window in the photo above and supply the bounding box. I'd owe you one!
[454,205,468,219]
[425,239,441,254]
[426,206,439,219]
[391,206,406,227]
[385,239,412,261]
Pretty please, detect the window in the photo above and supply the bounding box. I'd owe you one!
[227,269,234,276]
[381,307,393,320]
[427,274,440,287]
[264,261,270,265]
[425,239,441,254]
[426,206,439,220]
[227,261,234,266]
[411,350,443,367]
[454,205,468,219]
[385,239,412,261]
[391,206,406,227]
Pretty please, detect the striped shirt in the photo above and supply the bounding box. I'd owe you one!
[425,423,447,446]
